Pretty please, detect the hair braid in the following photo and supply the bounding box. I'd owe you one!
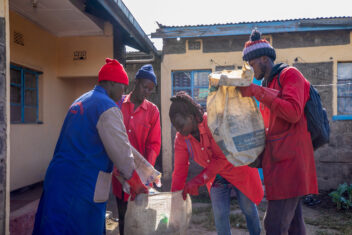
[169,91,204,123]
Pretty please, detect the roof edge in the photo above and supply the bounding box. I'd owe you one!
[152,16,352,39]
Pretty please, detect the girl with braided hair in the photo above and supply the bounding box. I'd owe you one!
[169,91,263,235]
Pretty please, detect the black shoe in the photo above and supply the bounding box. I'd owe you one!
[303,195,313,205]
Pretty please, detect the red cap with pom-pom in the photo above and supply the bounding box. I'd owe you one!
[98,58,129,85]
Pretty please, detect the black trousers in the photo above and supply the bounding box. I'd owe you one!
[264,197,306,235]
[116,195,128,235]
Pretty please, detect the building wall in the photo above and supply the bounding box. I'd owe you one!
[57,22,113,78]
[9,11,113,191]
[160,31,352,190]
[0,0,10,233]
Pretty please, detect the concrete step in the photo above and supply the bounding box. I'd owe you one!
[10,199,39,235]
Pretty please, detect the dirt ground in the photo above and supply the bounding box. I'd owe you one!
[106,191,352,235]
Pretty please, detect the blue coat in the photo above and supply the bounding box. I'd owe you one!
[33,86,118,235]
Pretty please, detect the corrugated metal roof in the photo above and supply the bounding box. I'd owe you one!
[152,17,352,39]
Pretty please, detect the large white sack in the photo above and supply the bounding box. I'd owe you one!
[207,64,265,166]
[124,190,192,235]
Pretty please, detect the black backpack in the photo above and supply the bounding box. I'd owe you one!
[277,69,330,150]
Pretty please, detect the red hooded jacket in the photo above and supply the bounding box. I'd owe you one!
[261,67,318,200]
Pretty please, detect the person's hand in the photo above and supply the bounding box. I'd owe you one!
[238,84,279,108]
[126,170,148,201]
[154,177,162,188]
[182,181,200,200]
[238,84,256,97]
[181,168,214,200]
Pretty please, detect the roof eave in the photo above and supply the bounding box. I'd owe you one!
[151,17,352,39]
[96,0,158,54]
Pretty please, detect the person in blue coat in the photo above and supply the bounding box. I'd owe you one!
[33,58,148,235]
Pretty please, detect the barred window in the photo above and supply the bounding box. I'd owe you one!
[172,70,211,109]
[337,62,352,116]
[10,64,41,123]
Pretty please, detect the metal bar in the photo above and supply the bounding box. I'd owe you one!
[332,115,352,121]
[36,74,39,122]
[21,68,24,123]
[191,71,194,98]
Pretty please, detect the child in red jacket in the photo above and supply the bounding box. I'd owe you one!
[169,91,263,235]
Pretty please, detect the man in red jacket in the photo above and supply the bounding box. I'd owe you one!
[239,29,318,234]
[111,64,161,235]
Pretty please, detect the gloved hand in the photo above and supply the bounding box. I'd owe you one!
[182,168,214,200]
[238,84,279,108]
[238,83,257,97]
[126,170,148,201]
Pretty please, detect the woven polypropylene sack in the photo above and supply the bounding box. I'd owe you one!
[124,191,192,235]
[207,64,265,166]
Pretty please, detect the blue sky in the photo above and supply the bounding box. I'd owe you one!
[123,0,352,50]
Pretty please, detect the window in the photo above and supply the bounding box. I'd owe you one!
[188,40,201,50]
[215,65,235,71]
[335,62,352,119]
[10,64,41,123]
[172,70,211,109]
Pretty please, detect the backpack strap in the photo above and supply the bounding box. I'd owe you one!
[277,70,283,89]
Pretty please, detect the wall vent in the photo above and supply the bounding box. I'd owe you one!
[14,31,24,46]
[73,50,87,60]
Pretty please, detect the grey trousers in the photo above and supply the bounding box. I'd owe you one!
[264,197,306,235]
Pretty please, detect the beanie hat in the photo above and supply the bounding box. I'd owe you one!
[98,58,129,85]
[135,64,157,86]
[242,29,276,62]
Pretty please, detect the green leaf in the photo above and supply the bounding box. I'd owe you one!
[347,184,352,202]
[329,191,341,202]
[337,183,348,195]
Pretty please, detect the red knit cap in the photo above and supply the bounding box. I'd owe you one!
[98,58,129,85]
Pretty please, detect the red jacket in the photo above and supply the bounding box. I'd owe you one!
[171,114,264,205]
[261,67,318,200]
[112,94,161,201]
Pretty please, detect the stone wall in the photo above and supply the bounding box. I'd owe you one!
[0,16,7,233]
[163,38,186,54]
[273,30,350,49]
[294,62,352,190]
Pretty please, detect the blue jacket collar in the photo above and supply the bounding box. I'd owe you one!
[94,85,108,96]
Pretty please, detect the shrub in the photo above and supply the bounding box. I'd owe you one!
[329,183,352,210]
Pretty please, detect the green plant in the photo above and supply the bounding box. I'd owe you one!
[329,183,352,210]
[347,183,352,202]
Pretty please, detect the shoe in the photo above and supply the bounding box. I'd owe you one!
[303,195,313,205]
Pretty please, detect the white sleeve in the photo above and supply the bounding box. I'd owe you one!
[96,107,135,179]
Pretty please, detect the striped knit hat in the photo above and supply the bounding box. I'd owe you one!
[242,29,276,62]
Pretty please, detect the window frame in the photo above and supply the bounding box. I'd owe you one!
[171,69,211,108]
[333,62,352,121]
[10,64,41,124]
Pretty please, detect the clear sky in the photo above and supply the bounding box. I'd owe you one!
[123,0,352,51]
